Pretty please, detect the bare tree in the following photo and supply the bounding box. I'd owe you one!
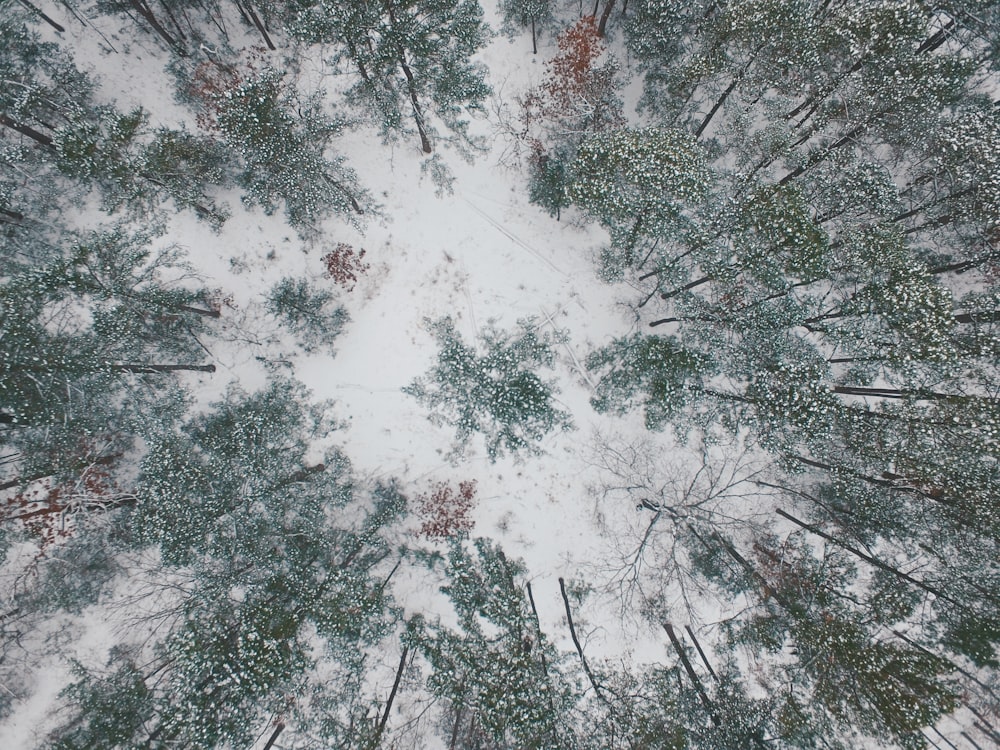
[584,430,770,626]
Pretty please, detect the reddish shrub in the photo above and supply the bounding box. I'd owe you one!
[322,243,369,291]
[417,480,477,539]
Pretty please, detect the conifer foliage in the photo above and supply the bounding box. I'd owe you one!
[404,317,572,461]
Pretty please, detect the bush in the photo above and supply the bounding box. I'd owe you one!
[417,480,477,539]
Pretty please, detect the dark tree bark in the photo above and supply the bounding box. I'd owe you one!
[16,0,65,32]
[663,622,719,725]
[0,113,55,148]
[597,0,616,36]
[373,646,409,742]
[127,0,186,54]
[559,576,608,706]
[234,0,276,50]
[261,722,284,750]
[112,362,216,373]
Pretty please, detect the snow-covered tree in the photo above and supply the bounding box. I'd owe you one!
[266,276,349,353]
[407,538,571,748]
[284,0,491,153]
[210,68,365,236]
[49,379,406,748]
[404,317,572,461]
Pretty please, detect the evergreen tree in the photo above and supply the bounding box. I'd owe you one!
[49,379,406,748]
[404,317,572,461]
[283,0,491,153]
[407,538,571,748]
[266,276,349,353]
[211,68,366,236]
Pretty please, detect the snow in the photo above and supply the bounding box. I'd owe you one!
[0,6,689,747]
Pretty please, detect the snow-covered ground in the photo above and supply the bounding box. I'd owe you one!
[1,7,704,747]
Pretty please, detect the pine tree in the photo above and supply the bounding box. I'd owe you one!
[283,0,491,153]
[404,317,572,461]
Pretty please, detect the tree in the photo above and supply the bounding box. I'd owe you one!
[283,0,492,153]
[50,379,407,748]
[567,127,710,274]
[406,538,570,748]
[498,0,557,54]
[205,67,365,236]
[0,223,215,485]
[404,317,572,461]
[519,16,626,218]
[265,276,349,353]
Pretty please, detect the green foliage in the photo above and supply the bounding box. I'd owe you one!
[53,653,152,750]
[404,317,572,461]
[49,379,404,748]
[569,127,711,235]
[407,538,568,748]
[587,333,712,430]
[285,0,491,152]
[266,276,349,352]
[214,68,365,235]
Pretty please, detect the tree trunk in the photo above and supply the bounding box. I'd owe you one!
[398,53,432,153]
[235,0,276,51]
[261,723,284,750]
[112,362,216,373]
[661,275,712,300]
[559,577,608,706]
[695,47,761,138]
[775,507,959,607]
[16,0,65,32]
[663,623,719,725]
[953,309,1000,324]
[128,0,185,54]
[597,0,616,36]
[0,113,55,148]
[373,646,409,743]
[684,625,719,682]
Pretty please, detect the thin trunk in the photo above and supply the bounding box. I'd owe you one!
[916,19,956,54]
[383,0,432,153]
[954,309,1000,324]
[398,53,432,153]
[261,723,285,750]
[0,113,55,148]
[663,623,719,725]
[558,577,608,706]
[967,706,1000,745]
[128,0,185,54]
[775,508,960,607]
[112,362,215,373]
[684,625,719,682]
[374,646,409,740]
[531,18,537,55]
[597,0,616,36]
[323,175,364,214]
[779,123,866,185]
[930,248,1000,276]
[157,0,186,41]
[0,208,25,225]
[832,384,971,402]
[236,0,276,51]
[891,186,974,224]
[960,731,985,750]
[16,0,65,32]
[695,48,761,139]
[177,304,221,318]
[661,275,712,300]
[448,703,464,750]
